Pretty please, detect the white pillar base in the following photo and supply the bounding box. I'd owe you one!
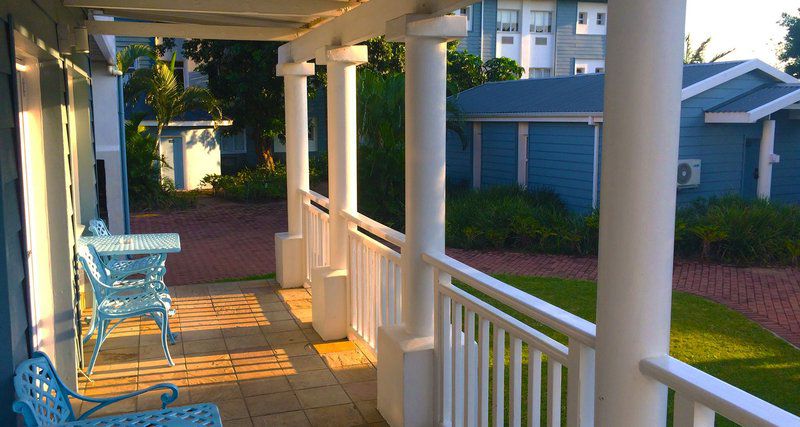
[377,325,434,427]
[275,232,305,289]
[310,267,348,341]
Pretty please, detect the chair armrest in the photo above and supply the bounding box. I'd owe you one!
[76,383,179,420]
[108,255,165,277]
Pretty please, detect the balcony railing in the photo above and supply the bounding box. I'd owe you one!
[300,195,798,426]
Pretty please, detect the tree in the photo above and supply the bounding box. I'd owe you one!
[779,10,800,78]
[118,45,221,138]
[447,44,485,94]
[483,57,525,82]
[684,34,734,64]
[182,40,291,168]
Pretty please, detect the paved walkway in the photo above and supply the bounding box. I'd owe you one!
[132,198,800,347]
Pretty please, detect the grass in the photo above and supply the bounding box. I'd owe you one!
[210,273,276,283]
[459,275,800,426]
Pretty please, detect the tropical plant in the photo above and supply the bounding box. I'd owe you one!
[483,57,525,81]
[779,9,800,78]
[684,34,734,64]
[690,225,728,260]
[120,45,222,138]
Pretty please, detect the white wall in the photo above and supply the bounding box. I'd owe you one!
[90,63,126,233]
[182,128,222,189]
[575,58,606,74]
[576,2,608,35]
[497,0,557,78]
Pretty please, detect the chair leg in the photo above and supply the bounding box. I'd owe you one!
[82,311,97,344]
[158,311,175,367]
[87,318,108,375]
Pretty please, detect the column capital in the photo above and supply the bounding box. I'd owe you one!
[276,62,316,77]
[314,45,368,66]
[385,14,467,42]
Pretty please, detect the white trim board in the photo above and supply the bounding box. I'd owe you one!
[705,88,800,123]
[681,59,797,101]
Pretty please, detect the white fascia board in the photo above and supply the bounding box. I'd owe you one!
[682,59,798,101]
[87,21,305,42]
[747,89,800,121]
[279,0,476,63]
[90,15,116,65]
[141,120,233,127]
[65,0,355,17]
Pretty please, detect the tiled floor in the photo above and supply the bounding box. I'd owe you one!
[78,279,385,426]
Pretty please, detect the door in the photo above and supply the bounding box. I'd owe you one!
[15,55,56,356]
[160,136,185,189]
[743,138,760,199]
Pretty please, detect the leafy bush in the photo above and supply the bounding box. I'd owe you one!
[448,188,800,266]
[201,160,326,202]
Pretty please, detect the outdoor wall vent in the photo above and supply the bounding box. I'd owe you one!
[677,159,701,188]
[535,37,548,45]
[502,36,514,44]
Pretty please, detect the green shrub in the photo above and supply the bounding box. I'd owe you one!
[201,160,327,203]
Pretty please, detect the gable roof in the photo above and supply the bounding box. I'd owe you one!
[451,60,798,121]
[705,83,800,123]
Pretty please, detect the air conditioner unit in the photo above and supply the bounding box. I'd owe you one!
[677,159,701,188]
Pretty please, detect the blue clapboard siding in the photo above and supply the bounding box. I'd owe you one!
[446,127,472,186]
[0,18,32,426]
[772,110,800,204]
[481,122,517,186]
[554,1,606,76]
[528,123,595,212]
[459,2,484,59]
[675,71,769,205]
[481,0,498,60]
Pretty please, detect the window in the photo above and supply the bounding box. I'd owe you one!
[455,6,472,30]
[274,118,318,153]
[497,9,520,32]
[529,68,551,79]
[595,67,605,73]
[596,12,606,25]
[220,132,247,154]
[575,67,586,74]
[531,11,552,33]
[578,11,587,25]
[173,60,185,88]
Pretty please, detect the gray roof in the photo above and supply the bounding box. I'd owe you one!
[707,83,800,113]
[451,61,747,116]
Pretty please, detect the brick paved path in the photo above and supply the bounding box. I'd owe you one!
[133,198,800,347]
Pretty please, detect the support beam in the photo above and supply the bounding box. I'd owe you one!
[278,0,475,63]
[66,0,355,17]
[99,10,307,29]
[275,62,315,289]
[378,14,466,427]
[310,45,367,341]
[594,0,687,425]
[86,20,305,42]
[757,119,776,200]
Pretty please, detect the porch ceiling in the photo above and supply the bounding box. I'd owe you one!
[69,0,475,53]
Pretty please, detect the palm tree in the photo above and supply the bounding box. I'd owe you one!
[684,35,735,64]
[117,45,222,138]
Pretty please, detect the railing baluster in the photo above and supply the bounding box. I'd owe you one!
[493,327,505,427]
[465,310,477,427]
[478,317,490,427]
[674,393,715,427]
[528,348,542,427]
[453,302,465,426]
[509,337,523,427]
[547,361,562,427]
[440,291,453,426]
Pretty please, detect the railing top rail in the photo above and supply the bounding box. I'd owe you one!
[423,251,597,347]
[350,228,402,260]
[342,210,405,248]
[438,279,569,365]
[640,356,800,426]
[300,188,329,208]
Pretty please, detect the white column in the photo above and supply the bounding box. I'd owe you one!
[595,0,686,426]
[275,62,315,289]
[757,119,776,200]
[309,45,367,340]
[519,0,533,77]
[592,121,600,209]
[379,14,466,427]
[517,122,528,186]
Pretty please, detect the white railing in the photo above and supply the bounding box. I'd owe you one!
[426,252,596,427]
[641,356,800,427]
[343,210,405,354]
[301,190,330,283]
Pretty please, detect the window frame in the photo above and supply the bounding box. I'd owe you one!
[529,67,552,79]
[596,12,606,26]
[497,9,520,32]
[456,6,473,31]
[219,131,248,155]
[530,10,553,33]
[577,11,588,25]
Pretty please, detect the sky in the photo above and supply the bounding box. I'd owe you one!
[685,0,798,67]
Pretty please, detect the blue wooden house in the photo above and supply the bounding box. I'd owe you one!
[447,60,800,212]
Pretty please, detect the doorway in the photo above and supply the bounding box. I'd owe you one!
[160,136,185,189]
[743,138,760,199]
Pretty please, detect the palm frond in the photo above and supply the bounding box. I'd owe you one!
[116,44,157,73]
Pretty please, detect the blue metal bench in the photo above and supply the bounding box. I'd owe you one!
[13,351,222,426]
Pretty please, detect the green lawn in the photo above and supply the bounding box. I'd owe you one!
[461,275,800,425]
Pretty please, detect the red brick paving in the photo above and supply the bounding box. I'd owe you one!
[133,198,800,347]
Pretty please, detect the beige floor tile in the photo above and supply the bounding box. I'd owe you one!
[285,299,312,311]
[251,410,311,427]
[101,334,140,350]
[354,400,384,423]
[183,338,227,355]
[87,394,138,418]
[267,330,308,346]
[181,328,224,342]
[139,343,182,361]
[280,355,327,373]
[261,320,300,334]
[331,364,377,384]
[222,325,263,338]
[342,381,377,402]
[225,334,269,351]
[295,385,351,409]
[136,387,191,411]
[187,366,238,385]
[257,302,289,313]
[304,403,365,427]
[245,391,302,416]
[312,341,356,354]
[217,398,250,420]
[262,310,294,322]
[238,376,292,397]
[189,383,243,403]
[320,351,370,369]
[223,418,254,427]
[286,369,338,390]
[271,343,318,359]
[277,289,310,301]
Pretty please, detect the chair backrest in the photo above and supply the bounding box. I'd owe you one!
[77,244,113,300]
[88,218,110,237]
[13,351,76,426]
